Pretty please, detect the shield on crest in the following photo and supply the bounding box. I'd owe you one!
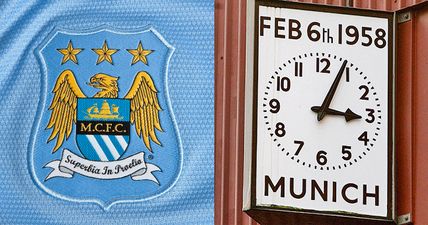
[30,26,182,209]
[76,98,130,161]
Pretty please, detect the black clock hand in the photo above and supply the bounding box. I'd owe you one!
[311,106,362,122]
[316,60,348,121]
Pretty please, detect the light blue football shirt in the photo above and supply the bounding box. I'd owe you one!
[0,1,214,224]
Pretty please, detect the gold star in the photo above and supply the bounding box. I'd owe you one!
[57,41,83,64]
[92,40,118,65]
[127,41,153,65]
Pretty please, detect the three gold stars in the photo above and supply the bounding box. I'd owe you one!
[57,41,83,64]
[127,41,153,65]
[92,41,118,65]
[57,40,154,65]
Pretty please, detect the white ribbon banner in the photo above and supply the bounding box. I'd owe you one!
[44,149,160,184]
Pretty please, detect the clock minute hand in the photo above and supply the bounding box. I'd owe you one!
[317,60,348,121]
[311,106,362,122]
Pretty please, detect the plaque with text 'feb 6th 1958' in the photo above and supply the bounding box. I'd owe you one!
[243,1,395,224]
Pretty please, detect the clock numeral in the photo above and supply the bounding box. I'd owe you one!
[342,145,352,160]
[365,108,375,123]
[359,85,370,100]
[294,140,304,156]
[316,150,327,166]
[276,76,291,92]
[275,122,286,137]
[294,62,303,77]
[316,57,330,74]
[358,131,369,146]
[269,99,280,113]
[345,67,350,82]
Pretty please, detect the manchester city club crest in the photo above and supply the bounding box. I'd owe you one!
[30,27,182,209]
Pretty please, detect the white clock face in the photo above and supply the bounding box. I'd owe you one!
[261,52,385,170]
[250,3,392,218]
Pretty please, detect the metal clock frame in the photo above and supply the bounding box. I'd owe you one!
[242,1,396,224]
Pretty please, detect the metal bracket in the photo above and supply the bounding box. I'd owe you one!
[345,0,354,7]
[397,11,412,23]
[398,213,412,225]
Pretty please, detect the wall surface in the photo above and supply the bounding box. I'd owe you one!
[215,0,428,224]
[396,4,428,224]
[288,0,426,11]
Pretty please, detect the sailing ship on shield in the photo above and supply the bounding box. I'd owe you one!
[85,100,122,120]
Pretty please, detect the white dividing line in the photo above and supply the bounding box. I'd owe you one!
[101,135,120,160]
[115,135,128,150]
[86,135,109,161]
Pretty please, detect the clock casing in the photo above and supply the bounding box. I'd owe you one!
[243,1,395,224]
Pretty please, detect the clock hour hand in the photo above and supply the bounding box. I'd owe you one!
[317,60,348,121]
[311,106,362,122]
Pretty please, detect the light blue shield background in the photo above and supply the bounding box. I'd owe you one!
[0,1,213,225]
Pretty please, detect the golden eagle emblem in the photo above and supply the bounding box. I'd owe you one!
[46,69,162,152]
